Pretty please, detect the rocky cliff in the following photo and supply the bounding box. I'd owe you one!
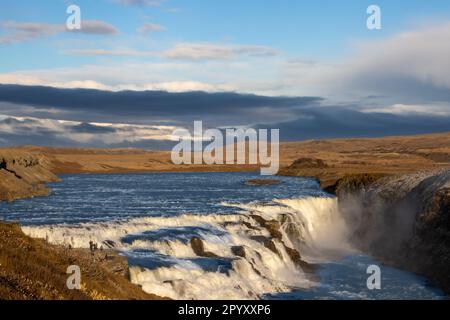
[0,149,59,201]
[280,152,450,293]
[336,169,450,293]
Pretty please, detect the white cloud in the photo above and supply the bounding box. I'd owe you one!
[363,103,450,116]
[0,20,118,44]
[77,20,119,35]
[0,57,274,94]
[138,23,166,33]
[2,21,450,102]
[0,21,62,44]
[350,23,450,89]
[278,22,450,100]
[0,72,234,92]
[164,43,279,61]
[64,42,278,62]
[64,48,157,57]
[0,74,113,90]
[0,115,179,145]
[117,81,234,92]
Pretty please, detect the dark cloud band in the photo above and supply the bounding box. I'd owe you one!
[0,84,321,124]
[1,84,450,148]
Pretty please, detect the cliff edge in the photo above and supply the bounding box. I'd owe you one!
[0,149,59,201]
[336,170,450,293]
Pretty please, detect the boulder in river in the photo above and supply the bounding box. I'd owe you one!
[244,179,281,186]
[190,237,218,258]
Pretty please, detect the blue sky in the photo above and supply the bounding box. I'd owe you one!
[1,0,450,147]
[2,0,450,71]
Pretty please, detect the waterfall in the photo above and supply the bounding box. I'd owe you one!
[22,196,354,299]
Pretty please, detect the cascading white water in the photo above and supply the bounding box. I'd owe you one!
[223,197,353,261]
[275,198,354,261]
[22,196,353,299]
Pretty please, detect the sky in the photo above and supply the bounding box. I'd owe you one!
[1,0,450,148]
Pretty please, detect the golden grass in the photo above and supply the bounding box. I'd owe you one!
[0,222,164,300]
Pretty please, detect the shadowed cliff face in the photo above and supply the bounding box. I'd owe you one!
[336,170,450,293]
[0,150,59,201]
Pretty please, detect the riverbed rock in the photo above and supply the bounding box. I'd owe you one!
[190,237,218,258]
[244,179,281,186]
[231,246,247,258]
[249,218,313,272]
[250,215,283,240]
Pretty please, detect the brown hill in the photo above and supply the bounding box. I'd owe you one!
[279,132,450,190]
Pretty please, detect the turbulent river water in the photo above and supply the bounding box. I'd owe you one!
[0,172,446,299]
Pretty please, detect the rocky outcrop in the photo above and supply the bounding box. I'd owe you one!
[337,169,450,293]
[286,158,328,170]
[249,214,313,272]
[231,245,247,258]
[278,157,347,191]
[250,215,283,240]
[190,237,218,258]
[329,173,387,195]
[0,150,59,202]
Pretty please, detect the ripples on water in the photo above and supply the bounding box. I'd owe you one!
[0,172,327,224]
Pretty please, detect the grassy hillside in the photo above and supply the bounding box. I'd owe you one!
[0,222,163,300]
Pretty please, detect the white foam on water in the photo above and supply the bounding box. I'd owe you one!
[129,242,311,300]
[224,197,354,261]
[275,197,354,261]
[22,196,354,299]
[21,213,242,248]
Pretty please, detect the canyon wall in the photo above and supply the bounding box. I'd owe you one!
[335,170,450,293]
